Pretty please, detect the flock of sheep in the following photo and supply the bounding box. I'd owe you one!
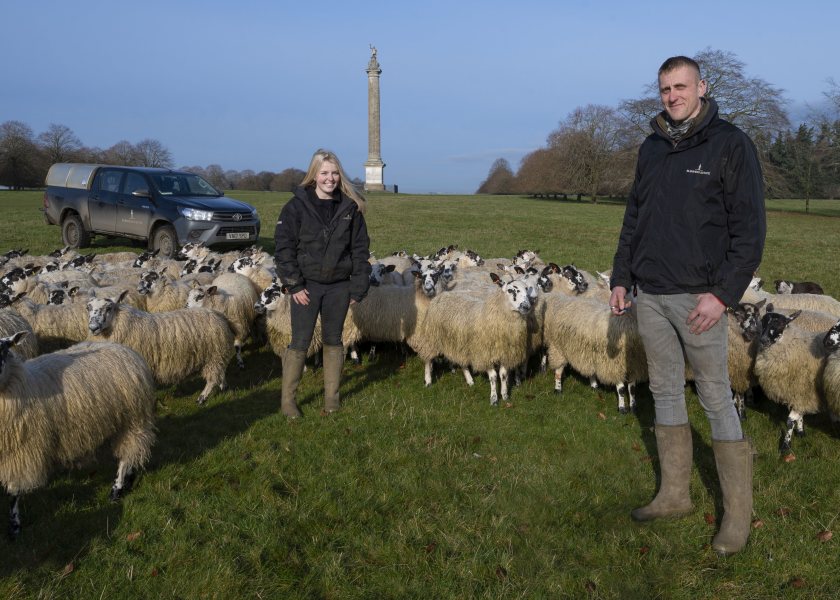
[1,242,840,538]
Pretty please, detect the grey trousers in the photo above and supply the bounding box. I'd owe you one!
[635,290,742,441]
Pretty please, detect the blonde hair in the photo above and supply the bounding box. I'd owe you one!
[301,148,366,213]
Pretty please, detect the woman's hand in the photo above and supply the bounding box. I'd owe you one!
[292,289,310,305]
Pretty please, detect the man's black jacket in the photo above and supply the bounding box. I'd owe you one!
[274,186,371,302]
[611,98,766,307]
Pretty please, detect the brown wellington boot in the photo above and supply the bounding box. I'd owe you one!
[631,423,695,521]
[322,345,344,413]
[281,348,306,418]
[711,437,754,556]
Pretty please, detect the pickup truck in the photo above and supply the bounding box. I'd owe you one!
[42,163,261,258]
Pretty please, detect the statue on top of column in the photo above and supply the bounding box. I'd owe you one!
[368,44,379,70]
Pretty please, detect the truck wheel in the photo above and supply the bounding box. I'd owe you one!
[152,224,179,258]
[61,213,91,248]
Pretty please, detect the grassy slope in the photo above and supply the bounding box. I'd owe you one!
[0,190,839,599]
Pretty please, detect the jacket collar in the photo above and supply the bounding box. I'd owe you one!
[293,185,355,225]
[650,97,719,147]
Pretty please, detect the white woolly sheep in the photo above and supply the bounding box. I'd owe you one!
[0,307,39,358]
[754,310,832,453]
[8,295,90,350]
[186,272,258,369]
[822,320,840,419]
[543,294,647,413]
[411,275,535,405]
[254,279,323,360]
[741,285,840,318]
[86,291,235,405]
[0,332,156,537]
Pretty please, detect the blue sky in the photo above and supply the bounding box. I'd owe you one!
[2,0,837,193]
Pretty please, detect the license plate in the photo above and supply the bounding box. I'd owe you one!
[226,232,250,240]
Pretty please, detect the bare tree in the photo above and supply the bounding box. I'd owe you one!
[514,148,566,196]
[476,158,516,194]
[37,123,82,165]
[270,168,305,192]
[103,140,140,165]
[135,139,174,168]
[205,164,228,189]
[547,104,635,202]
[0,120,45,189]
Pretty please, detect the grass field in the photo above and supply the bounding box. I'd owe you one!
[1,190,839,599]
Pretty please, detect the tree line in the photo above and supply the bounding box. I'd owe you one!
[0,121,310,193]
[477,49,840,207]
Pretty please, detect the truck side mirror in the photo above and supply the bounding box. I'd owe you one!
[132,189,151,198]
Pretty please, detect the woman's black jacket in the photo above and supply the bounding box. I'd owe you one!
[274,186,371,302]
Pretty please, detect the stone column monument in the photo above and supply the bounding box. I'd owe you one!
[364,45,385,192]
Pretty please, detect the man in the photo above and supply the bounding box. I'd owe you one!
[609,56,765,556]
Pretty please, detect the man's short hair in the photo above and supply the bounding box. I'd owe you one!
[658,56,701,80]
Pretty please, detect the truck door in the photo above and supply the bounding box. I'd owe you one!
[89,169,121,232]
[117,172,154,238]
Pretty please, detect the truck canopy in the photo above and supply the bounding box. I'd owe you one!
[45,163,104,190]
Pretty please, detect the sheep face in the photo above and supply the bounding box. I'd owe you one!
[137,269,167,295]
[414,268,444,298]
[0,291,24,309]
[824,321,840,353]
[748,276,763,292]
[731,301,764,341]
[254,280,285,314]
[463,249,484,267]
[229,256,253,274]
[86,293,128,335]
[0,331,27,372]
[514,249,539,267]
[775,280,794,294]
[369,262,397,286]
[1,266,39,293]
[561,265,589,294]
[48,246,70,258]
[132,249,160,268]
[186,285,217,308]
[498,279,534,315]
[758,310,801,350]
[47,287,79,306]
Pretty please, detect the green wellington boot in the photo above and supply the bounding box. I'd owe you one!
[631,423,695,521]
[711,437,754,556]
[281,348,306,418]
[322,345,344,413]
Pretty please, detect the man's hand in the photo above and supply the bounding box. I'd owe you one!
[292,289,310,306]
[686,293,726,334]
[609,286,632,316]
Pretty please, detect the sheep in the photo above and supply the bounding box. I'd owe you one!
[0,307,39,358]
[186,272,258,369]
[7,295,90,351]
[0,332,156,537]
[343,267,449,363]
[543,294,647,413]
[775,279,825,295]
[822,320,840,419]
[741,283,840,318]
[86,291,235,405]
[229,254,276,295]
[254,278,323,360]
[411,275,535,405]
[369,261,407,287]
[137,268,195,312]
[753,310,831,453]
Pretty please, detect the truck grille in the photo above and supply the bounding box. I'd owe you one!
[214,211,254,222]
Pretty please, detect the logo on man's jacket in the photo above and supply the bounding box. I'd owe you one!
[686,163,711,176]
[342,213,351,220]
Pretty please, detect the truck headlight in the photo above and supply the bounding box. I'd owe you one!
[180,208,214,221]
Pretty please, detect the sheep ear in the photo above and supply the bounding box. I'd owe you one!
[490,273,502,287]
[68,286,79,297]
[8,330,28,346]
[117,290,130,304]
[207,286,218,296]
[755,299,767,310]
[788,310,802,322]
[385,264,396,273]
[766,302,774,313]
[514,266,525,274]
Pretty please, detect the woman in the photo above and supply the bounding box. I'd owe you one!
[274,149,371,417]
